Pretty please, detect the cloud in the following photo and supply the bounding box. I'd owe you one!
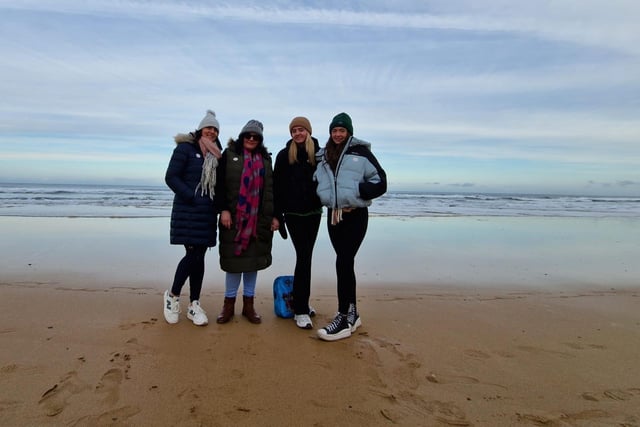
[3,0,639,55]
[1,1,638,195]
[589,180,640,188]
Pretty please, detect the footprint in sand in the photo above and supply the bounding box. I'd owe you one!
[464,349,491,359]
[427,372,480,385]
[69,404,141,426]
[374,397,471,426]
[564,342,606,350]
[581,388,640,402]
[1,364,18,374]
[95,368,124,405]
[427,400,470,426]
[355,337,472,426]
[38,371,90,416]
[119,317,158,330]
[518,409,610,425]
[516,345,575,359]
[426,372,508,392]
[109,351,133,380]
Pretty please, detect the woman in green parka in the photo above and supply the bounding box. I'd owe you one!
[214,119,279,324]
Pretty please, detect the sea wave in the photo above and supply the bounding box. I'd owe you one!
[1,183,639,218]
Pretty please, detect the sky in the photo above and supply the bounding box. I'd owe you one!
[0,1,639,196]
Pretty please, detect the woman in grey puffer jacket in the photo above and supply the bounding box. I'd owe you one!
[314,112,387,342]
[163,110,222,327]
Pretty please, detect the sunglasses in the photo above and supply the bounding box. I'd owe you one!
[245,134,261,141]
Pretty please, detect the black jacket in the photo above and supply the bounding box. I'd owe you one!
[165,133,221,246]
[273,137,322,219]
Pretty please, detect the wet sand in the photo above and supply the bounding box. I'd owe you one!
[1,216,639,425]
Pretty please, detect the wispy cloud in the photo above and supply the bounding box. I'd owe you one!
[4,0,639,54]
[0,0,638,194]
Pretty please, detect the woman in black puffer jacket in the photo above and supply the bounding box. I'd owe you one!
[163,110,222,326]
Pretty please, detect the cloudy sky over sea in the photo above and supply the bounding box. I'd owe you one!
[1,1,639,195]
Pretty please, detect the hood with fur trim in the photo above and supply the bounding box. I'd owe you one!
[174,132,196,145]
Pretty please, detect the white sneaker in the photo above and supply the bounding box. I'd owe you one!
[163,290,180,324]
[308,306,316,317]
[187,300,209,326]
[294,314,313,329]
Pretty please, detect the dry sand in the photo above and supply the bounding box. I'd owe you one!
[1,282,639,426]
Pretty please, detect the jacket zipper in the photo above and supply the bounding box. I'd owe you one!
[332,137,350,209]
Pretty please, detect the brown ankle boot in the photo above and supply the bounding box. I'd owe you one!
[216,297,235,324]
[242,295,261,324]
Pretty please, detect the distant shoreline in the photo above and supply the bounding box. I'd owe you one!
[0,180,633,198]
[2,182,639,218]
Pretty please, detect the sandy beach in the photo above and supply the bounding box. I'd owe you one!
[1,216,640,426]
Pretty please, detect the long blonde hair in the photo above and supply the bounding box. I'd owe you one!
[288,134,316,166]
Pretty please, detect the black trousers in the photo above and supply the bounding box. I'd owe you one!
[327,208,368,314]
[285,213,321,315]
[171,245,207,302]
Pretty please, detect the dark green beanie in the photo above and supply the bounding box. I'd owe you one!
[329,112,353,135]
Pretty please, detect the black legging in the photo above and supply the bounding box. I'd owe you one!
[327,208,368,314]
[171,245,207,302]
[286,213,321,315]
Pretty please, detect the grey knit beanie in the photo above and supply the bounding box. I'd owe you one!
[197,110,220,131]
[240,119,264,138]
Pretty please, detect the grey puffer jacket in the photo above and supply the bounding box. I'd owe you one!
[314,136,387,209]
[165,133,221,246]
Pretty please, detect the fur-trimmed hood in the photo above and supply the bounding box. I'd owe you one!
[174,132,196,145]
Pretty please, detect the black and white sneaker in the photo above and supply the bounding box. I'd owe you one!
[317,313,351,342]
[347,303,362,333]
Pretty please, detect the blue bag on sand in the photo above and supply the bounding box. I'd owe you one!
[273,275,294,318]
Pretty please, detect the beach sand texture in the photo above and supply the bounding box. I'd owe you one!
[2,284,640,426]
[1,216,640,425]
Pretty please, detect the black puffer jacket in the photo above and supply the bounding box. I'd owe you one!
[273,137,322,218]
[165,133,221,246]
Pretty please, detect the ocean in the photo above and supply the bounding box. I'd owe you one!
[0,182,638,218]
[1,182,639,288]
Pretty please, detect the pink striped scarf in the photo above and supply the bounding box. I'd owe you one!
[234,149,264,255]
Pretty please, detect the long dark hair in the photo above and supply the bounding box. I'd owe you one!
[324,135,349,171]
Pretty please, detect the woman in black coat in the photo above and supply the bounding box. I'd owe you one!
[273,116,322,330]
[164,110,222,326]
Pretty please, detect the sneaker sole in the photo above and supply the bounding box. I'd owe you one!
[163,314,179,324]
[297,322,313,329]
[317,328,351,342]
[187,313,208,326]
[350,317,362,333]
[294,315,313,329]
